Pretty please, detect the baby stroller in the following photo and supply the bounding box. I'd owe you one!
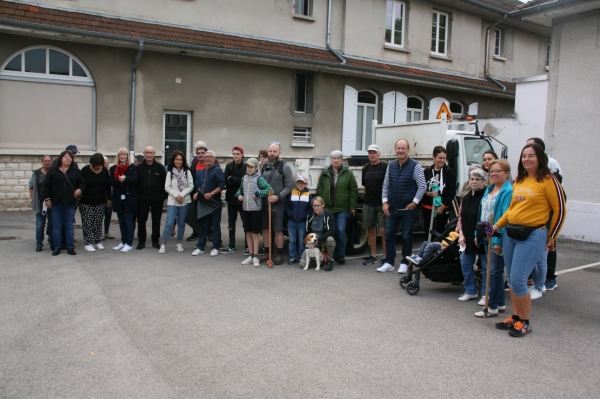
[399,218,467,295]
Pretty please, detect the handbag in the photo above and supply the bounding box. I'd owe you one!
[505,223,544,241]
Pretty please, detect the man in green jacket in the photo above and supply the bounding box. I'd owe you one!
[316,150,358,264]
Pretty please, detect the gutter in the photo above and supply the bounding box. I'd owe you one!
[326,0,346,64]
[0,17,513,97]
[484,14,507,91]
[129,40,144,153]
[509,0,588,17]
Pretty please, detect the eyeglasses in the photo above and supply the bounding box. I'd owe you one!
[469,177,483,181]
[489,170,505,175]
[196,151,205,155]
[205,155,215,159]
[331,157,342,160]
[313,204,323,208]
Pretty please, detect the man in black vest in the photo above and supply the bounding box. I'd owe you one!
[136,146,167,249]
[377,139,426,274]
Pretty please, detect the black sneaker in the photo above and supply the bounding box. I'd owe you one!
[334,256,345,264]
[186,233,198,242]
[36,245,42,252]
[136,242,145,250]
[495,316,518,330]
[244,248,250,256]
[363,255,377,265]
[508,321,532,337]
[152,242,160,249]
[220,246,236,254]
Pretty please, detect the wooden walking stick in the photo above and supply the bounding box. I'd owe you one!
[483,213,494,318]
[267,190,274,268]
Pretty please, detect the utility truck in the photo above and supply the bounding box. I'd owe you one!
[291,115,507,254]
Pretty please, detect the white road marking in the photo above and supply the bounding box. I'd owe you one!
[555,261,600,275]
[344,248,420,261]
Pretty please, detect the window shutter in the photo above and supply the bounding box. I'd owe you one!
[468,102,479,116]
[382,91,396,124]
[394,92,408,123]
[429,97,449,120]
[342,85,358,155]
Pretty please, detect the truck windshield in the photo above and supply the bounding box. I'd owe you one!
[463,137,494,166]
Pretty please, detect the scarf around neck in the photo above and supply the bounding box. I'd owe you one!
[172,167,186,192]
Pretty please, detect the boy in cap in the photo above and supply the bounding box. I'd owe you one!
[236,158,272,267]
[285,175,312,264]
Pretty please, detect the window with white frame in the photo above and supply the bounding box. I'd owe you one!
[450,101,464,119]
[406,97,424,122]
[355,91,377,152]
[431,11,449,56]
[494,28,502,57]
[2,46,91,81]
[385,0,405,47]
[295,0,312,16]
[293,127,312,143]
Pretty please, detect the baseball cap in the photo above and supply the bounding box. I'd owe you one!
[246,158,259,167]
[296,175,307,183]
[65,145,79,154]
[367,144,380,153]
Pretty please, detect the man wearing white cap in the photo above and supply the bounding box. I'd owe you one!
[361,144,388,266]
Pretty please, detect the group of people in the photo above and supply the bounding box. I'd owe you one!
[31,136,566,337]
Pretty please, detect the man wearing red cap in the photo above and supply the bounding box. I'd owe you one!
[222,146,247,254]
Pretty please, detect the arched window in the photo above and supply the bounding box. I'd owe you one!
[0,46,94,150]
[450,101,464,119]
[406,96,424,122]
[355,90,378,151]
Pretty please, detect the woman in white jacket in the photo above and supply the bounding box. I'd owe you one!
[159,151,194,253]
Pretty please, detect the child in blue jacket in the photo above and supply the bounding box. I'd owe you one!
[285,175,312,264]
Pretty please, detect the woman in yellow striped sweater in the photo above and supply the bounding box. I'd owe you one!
[492,143,566,337]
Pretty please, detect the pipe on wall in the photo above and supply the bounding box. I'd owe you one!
[327,0,346,64]
[485,14,507,91]
[129,40,144,153]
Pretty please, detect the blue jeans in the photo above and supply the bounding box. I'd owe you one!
[484,241,505,309]
[35,210,54,247]
[416,241,442,259]
[460,252,480,295]
[161,204,190,243]
[503,229,547,296]
[116,210,136,246]
[197,209,221,251]
[287,219,306,260]
[384,208,417,266]
[52,204,76,250]
[333,212,349,258]
[532,249,548,292]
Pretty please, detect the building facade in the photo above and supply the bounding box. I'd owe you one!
[0,0,551,210]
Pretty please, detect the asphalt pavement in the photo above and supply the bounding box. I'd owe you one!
[1,209,599,398]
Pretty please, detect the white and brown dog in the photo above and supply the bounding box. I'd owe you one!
[302,233,324,271]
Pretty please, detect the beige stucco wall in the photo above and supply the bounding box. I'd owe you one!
[32,0,547,81]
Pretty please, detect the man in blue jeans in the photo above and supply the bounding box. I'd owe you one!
[377,139,426,274]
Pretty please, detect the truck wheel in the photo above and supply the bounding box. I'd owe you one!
[345,212,368,255]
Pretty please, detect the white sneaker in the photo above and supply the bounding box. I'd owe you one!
[121,244,132,252]
[474,308,498,317]
[377,263,394,273]
[113,243,125,250]
[397,263,409,274]
[96,243,104,250]
[458,293,478,301]
[192,248,204,256]
[253,257,261,267]
[176,243,184,252]
[210,248,219,257]
[478,297,486,306]
[159,245,166,254]
[84,244,96,252]
[241,256,254,265]
[530,289,543,300]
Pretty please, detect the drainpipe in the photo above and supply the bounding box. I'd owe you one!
[327,0,346,64]
[129,40,144,153]
[485,15,507,91]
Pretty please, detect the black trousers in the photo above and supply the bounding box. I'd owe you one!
[185,200,199,234]
[546,242,558,280]
[227,202,247,249]
[137,199,163,243]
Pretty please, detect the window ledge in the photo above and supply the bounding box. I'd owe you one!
[430,53,453,62]
[291,142,315,148]
[493,55,507,62]
[384,43,410,53]
[293,14,315,22]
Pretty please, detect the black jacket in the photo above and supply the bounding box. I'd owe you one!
[422,164,457,208]
[224,160,246,204]
[42,163,85,206]
[459,188,486,255]
[306,209,336,243]
[136,160,167,202]
[109,164,139,212]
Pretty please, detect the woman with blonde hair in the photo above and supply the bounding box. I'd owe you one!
[108,148,138,252]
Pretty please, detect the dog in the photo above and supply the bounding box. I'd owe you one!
[302,233,324,271]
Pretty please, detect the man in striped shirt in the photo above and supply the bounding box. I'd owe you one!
[377,139,426,274]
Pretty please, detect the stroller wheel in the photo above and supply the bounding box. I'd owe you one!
[407,281,420,295]
[400,276,409,289]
